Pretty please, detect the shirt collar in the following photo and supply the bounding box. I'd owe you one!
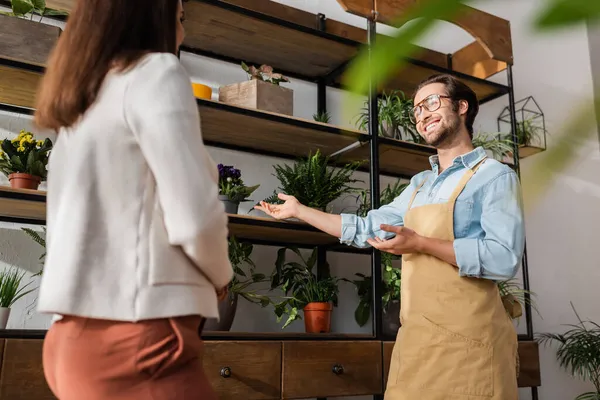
[428,146,487,171]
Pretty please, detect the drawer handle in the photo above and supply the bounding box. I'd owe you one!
[332,364,344,375]
[220,367,232,378]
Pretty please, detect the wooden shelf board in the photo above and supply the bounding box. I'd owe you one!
[183,0,358,79]
[519,145,544,159]
[227,213,339,246]
[202,331,375,340]
[0,64,42,110]
[0,186,46,222]
[198,99,435,178]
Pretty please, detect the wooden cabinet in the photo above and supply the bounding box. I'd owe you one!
[281,341,382,399]
[0,338,540,399]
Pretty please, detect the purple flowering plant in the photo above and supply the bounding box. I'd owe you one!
[218,164,260,203]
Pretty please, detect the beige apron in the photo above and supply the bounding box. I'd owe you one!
[385,158,518,400]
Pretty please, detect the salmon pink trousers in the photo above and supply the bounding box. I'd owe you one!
[42,315,217,400]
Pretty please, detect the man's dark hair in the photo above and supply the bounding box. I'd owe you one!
[413,74,479,139]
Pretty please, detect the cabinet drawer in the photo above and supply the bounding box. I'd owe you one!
[0,339,56,400]
[282,341,382,398]
[202,341,281,400]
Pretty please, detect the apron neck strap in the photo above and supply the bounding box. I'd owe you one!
[448,156,488,204]
[407,178,427,210]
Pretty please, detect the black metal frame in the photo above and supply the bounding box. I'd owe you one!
[497,95,547,155]
[0,1,537,397]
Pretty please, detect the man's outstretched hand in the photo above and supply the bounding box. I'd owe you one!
[254,193,300,220]
[366,224,422,255]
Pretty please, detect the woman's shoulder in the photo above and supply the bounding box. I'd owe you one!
[128,52,186,80]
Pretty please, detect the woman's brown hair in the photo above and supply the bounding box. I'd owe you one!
[34,0,179,131]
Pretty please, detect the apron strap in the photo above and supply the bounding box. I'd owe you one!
[406,177,428,210]
[447,156,488,205]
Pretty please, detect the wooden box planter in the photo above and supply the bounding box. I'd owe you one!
[219,79,293,116]
[0,15,61,67]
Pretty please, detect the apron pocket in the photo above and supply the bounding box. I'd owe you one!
[395,315,493,398]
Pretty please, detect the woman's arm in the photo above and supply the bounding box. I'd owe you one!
[125,53,233,290]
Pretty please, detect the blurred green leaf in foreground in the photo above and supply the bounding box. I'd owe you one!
[342,0,600,208]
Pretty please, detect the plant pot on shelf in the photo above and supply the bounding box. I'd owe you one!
[8,173,41,190]
[218,195,239,214]
[303,302,332,333]
[0,307,10,329]
[203,293,238,332]
[382,299,401,338]
[219,79,293,116]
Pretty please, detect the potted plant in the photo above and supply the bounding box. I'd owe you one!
[270,246,340,333]
[0,130,52,190]
[355,90,421,143]
[472,131,515,160]
[0,266,36,329]
[262,149,363,213]
[203,236,271,331]
[538,303,599,400]
[497,278,539,321]
[219,62,293,115]
[217,164,259,214]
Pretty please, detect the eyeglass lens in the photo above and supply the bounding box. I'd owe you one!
[411,94,441,124]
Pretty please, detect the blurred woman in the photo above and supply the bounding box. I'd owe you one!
[33,0,232,398]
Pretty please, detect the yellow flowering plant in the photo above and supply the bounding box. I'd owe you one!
[0,130,53,180]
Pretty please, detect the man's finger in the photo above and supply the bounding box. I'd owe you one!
[380,224,402,233]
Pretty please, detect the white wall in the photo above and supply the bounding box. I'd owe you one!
[1,1,600,400]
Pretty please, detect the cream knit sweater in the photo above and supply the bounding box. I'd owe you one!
[37,52,233,321]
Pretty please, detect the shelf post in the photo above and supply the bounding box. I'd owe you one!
[507,64,537,399]
[367,12,383,343]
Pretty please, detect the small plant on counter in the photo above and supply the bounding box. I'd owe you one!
[497,278,539,321]
[263,150,363,212]
[241,62,290,85]
[270,246,340,333]
[217,164,259,214]
[0,267,36,329]
[0,130,53,190]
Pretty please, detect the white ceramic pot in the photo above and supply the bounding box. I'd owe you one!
[0,307,11,329]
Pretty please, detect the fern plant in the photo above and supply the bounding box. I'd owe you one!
[538,303,600,400]
[22,227,46,277]
[264,150,363,211]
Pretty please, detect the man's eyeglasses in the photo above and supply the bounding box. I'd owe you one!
[410,94,452,124]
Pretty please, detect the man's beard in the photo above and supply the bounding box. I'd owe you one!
[424,116,460,148]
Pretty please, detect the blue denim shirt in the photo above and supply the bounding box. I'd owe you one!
[340,147,525,281]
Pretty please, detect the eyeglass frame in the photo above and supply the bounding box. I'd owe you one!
[410,94,453,124]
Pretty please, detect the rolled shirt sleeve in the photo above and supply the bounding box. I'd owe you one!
[453,170,525,281]
[339,174,424,248]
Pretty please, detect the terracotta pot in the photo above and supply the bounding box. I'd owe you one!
[203,292,238,331]
[218,195,239,214]
[303,302,332,333]
[8,173,41,190]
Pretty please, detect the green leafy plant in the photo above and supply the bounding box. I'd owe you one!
[217,164,259,203]
[355,90,421,143]
[515,118,546,147]
[264,150,363,211]
[21,227,46,277]
[538,303,600,400]
[497,278,539,321]
[0,267,35,309]
[227,236,271,307]
[0,130,53,180]
[345,252,401,327]
[241,62,290,85]
[0,0,68,18]
[472,132,515,160]
[313,110,331,123]
[270,246,340,329]
[354,180,409,218]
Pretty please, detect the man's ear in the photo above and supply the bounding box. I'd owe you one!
[459,99,469,116]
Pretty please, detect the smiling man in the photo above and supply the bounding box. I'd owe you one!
[255,73,525,399]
